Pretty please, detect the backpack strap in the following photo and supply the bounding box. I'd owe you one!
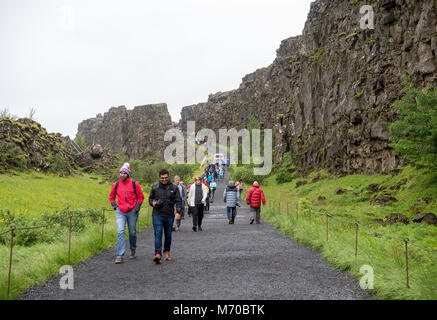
[132,180,138,200]
[115,180,138,200]
[115,181,120,195]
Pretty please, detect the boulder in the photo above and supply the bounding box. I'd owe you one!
[372,196,397,206]
[385,213,409,225]
[412,213,437,225]
[89,144,104,159]
[366,184,380,193]
[296,181,308,188]
[334,187,346,195]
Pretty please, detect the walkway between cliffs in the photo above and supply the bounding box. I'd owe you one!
[19,169,371,300]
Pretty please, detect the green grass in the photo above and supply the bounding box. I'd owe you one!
[0,170,112,217]
[253,165,437,300]
[0,170,152,300]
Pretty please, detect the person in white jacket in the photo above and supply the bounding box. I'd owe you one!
[187,176,208,231]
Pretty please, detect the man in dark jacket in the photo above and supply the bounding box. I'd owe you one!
[149,169,183,264]
[109,163,144,264]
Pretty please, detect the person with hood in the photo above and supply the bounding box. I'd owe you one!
[246,181,266,224]
[148,169,183,264]
[223,179,239,224]
[109,163,145,264]
[187,176,208,231]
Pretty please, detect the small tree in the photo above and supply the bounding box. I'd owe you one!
[28,107,37,120]
[389,84,437,169]
[74,133,87,151]
[0,108,17,120]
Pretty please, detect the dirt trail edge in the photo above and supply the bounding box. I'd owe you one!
[19,170,371,300]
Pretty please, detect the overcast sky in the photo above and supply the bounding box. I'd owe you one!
[0,0,313,138]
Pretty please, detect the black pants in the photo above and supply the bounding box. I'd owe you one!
[192,204,204,227]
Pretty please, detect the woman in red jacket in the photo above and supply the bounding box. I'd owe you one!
[109,163,144,264]
[245,181,266,224]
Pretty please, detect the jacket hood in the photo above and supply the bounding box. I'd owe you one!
[252,183,259,188]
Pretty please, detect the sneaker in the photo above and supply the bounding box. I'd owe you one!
[129,251,136,259]
[250,218,254,224]
[175,226,180,231]
[164,251,172,261]
[228,219,232,224]
[172,226,176,231]
[192,227,197,232]
[153,253,162,264]
[115,258,123,264]
[256,221,261,224]
[198,226,203,231]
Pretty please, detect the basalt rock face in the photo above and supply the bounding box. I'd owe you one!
[181,0,437,176]
[0,118,77,173]
[77,104,172,159]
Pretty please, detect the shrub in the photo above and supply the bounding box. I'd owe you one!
[276,170,293,184]
[389,84,437,170]
[48,153,67,174]
[229,165,266,185]
[0,145,28,169]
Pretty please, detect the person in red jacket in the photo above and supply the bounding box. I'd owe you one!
[246,181,266,224]
[109,163,144,264]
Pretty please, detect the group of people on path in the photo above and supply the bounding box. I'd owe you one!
[109,162,266,265]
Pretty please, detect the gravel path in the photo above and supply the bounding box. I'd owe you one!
[19,169,372,300]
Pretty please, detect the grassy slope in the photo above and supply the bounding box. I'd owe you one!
[0,170,152,300]
[253,166,437,299]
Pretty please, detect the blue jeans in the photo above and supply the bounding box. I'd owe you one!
[153,216,174,255]
[116,209,138,259]
[227,207,236,221]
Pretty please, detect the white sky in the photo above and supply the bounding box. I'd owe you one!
[0,0,313,138]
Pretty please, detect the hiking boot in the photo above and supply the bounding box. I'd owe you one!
[192,227,197,232]
[256,221,261,224]
[153,253,162,264]
[164,251,172,261]
[172,226,176,231]
[115,258,123,264]
[175,226,180,231]
[250,218,254,224]
[129,251,136,259]
[198,226,203,231]
[228,219,232,224]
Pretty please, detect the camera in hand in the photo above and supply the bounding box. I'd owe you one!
[154,199,164,208]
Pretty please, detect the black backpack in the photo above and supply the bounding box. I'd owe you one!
[115,180,138,200]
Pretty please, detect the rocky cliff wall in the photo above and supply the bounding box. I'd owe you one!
[77,104,173,159]
[181,0,437,176]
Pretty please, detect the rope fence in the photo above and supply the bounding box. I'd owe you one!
[1,205,152,300]
[266,199,437,289]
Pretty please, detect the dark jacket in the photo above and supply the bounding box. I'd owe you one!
[148,181,183,217]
